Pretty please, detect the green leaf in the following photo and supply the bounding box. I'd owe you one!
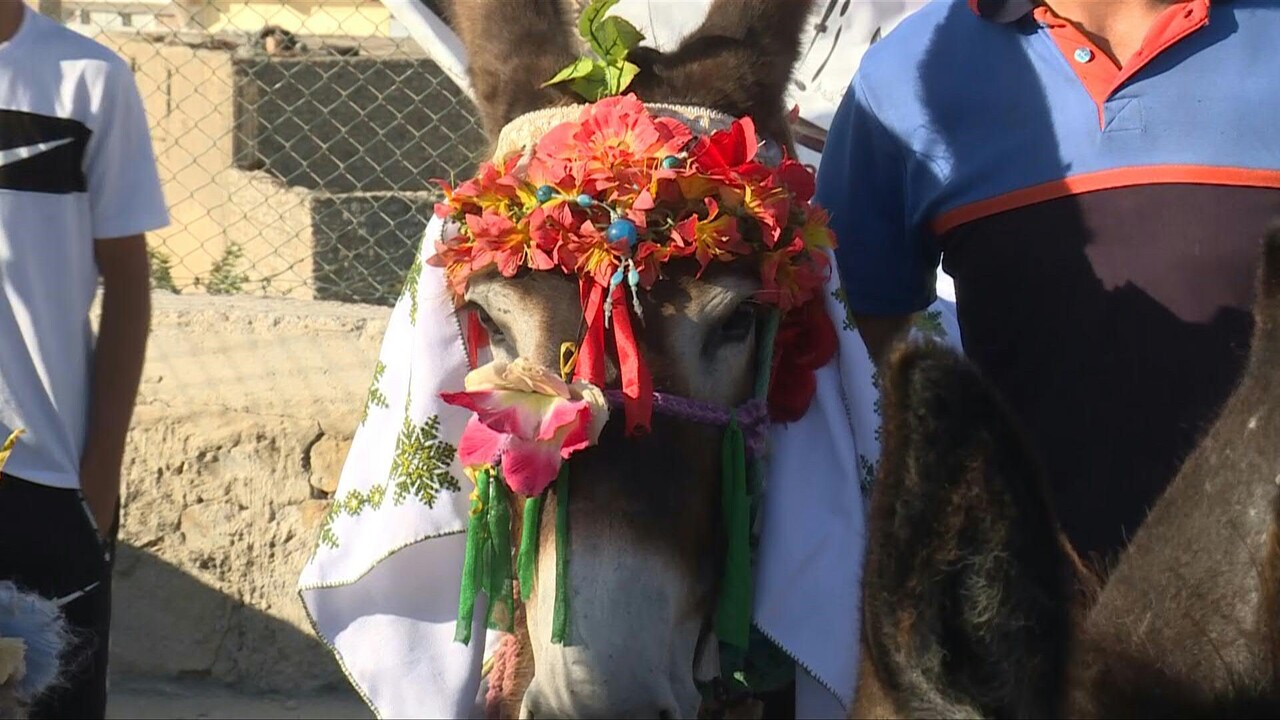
[578,0,621,51]
[595,16,644,62]
[567,63,611,102]
[547,0,646,100]
[541,57,599,88]
[603,59,640,96]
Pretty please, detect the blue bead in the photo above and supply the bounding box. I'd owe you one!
[536,185,556,203]
[626,268,640,286]
[661,155,680,169]
[610,268,625,287]
[607,219,638,247]
[576,193,594,208]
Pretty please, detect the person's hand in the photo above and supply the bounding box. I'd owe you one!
[79,460,121,541]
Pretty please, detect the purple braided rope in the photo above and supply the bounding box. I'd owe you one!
[603,390,771,457]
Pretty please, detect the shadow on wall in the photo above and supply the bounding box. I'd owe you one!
[110,543,343,693]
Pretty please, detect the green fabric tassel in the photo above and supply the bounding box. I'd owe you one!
[454,467,518,644]
[716,417,751,663]
[485,473,515,633]
[755,309,782,399]
[552,465,571,644]
[517,494,543,601]
[454,468,491,645]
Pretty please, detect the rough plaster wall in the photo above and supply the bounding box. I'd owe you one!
[105,294,390,691]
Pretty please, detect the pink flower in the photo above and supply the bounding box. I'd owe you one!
[440,359,610,497]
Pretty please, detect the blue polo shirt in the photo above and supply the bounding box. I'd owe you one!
[817,0,1280,560]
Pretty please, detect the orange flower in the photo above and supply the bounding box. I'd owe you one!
[467,209,554,278]
[530,95,692,194]
[798,204,836,252]
[742,182,791,248]
[671,198,751,272]
[759,238,831,311]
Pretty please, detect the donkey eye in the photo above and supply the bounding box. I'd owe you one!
[470,305,507,344]
[712,304,757,346]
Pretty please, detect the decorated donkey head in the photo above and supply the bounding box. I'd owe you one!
[436,1,828,717]
[855,223,1280,718]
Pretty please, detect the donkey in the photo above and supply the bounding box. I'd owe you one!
[443,1,814,717]
[855,222,1280,718]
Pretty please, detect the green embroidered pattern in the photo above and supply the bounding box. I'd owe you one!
[360,361,390,425]
[871,369,884,444]
[403,254,423,325]
[389,414,461,505]
[858,453,877,496]
[913,309,946,339]
[831,288,856,332]
[317,413,460,549]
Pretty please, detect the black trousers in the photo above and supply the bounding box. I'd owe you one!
[0,474,117,719]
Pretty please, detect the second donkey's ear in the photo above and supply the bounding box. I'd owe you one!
[860,342,1085,719]
[449,0,579,141]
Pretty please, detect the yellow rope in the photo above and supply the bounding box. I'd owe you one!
[558,342,579,382]
[0,428,24,477]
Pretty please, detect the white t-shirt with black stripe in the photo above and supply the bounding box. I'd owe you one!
[0,5,169,489]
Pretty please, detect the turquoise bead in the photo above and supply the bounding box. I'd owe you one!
[607,218,638,247]
[661,155,680,169]
[536,185,556,204]
[576,193,594,208]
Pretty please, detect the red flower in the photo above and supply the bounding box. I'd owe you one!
[689,116,759,174]
[768,298,838,423]
[768,158,816,204]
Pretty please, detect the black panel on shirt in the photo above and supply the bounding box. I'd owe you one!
[0,109,91,194]
[939,184,1280,562]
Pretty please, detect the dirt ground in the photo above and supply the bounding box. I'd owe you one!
[106,676,374,719]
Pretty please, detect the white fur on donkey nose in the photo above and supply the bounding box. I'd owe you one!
[520,680,686,719]
[520,523,704,719]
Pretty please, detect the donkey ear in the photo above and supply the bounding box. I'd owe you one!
[450,0,579,140]
[626,0,814,152]
[859,342,1089,718]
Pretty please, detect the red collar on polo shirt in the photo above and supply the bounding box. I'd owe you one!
[968,0,1214,125]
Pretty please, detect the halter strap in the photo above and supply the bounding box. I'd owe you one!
[603,390,770,458]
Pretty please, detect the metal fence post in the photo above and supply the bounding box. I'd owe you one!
[37,0,62,21]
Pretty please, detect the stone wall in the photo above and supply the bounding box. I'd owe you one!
[109,293,390,692]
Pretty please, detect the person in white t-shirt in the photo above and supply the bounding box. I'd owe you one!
[0,2,168,716]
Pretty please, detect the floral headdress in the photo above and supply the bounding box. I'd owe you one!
[429,94,837,433]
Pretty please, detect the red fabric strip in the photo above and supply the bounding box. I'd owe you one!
[608,285,652,436]
[574,279,608,387]
[465,311,488,370]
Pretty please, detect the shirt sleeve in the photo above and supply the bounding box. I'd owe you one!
[85,58,170,240]
[815,75,938,316]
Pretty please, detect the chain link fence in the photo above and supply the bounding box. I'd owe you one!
[49,0,486,306]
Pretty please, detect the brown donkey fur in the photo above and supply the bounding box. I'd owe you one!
[857,222,1280,718]
[447,0,810,154]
